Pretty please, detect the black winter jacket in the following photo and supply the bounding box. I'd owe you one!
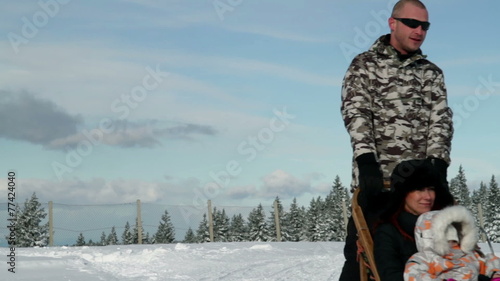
[373,211,419,281]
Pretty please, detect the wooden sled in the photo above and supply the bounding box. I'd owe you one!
[352,187,381,281]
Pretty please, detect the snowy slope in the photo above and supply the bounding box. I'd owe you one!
[1,242,499,281]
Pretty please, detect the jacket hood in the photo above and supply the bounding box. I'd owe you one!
[414,205,478,256]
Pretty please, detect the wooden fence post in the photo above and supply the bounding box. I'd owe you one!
[478,203,486,242]
[137,199,143,244]
[342,198,348,235]
[48,201,54,247]
[208,200,214,242]
[274,200,282,242]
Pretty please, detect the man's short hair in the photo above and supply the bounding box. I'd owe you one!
[391,0,427,18]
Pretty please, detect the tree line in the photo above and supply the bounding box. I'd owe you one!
[6,168,500,247]
[448,165,500,243]
[74,175,350,245]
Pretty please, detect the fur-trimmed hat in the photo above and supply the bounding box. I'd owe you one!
[381,159,454,220]
[390,159,440,192]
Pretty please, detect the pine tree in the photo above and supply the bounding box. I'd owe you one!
[143,232,151,244]
[183,227,197,243]
[228,213,247,242]
[283,198,306,242]
[267,197,286,241]
[13,192,49,247]
[448,165,471,208]
[100,231,107,246]
[247,203,269,241]
[122,221,134,245]
[324,176,350,241]
[470,181,488,226]
[153,209,176,244]
[477,181,489,207]
[75,233,86,246]
[196,213,210,243]
[305,196,326,241]
[107,226,119,245]
[213,207,230,242]
[485,176,500,242]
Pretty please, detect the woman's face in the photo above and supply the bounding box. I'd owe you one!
[404,187,435,215]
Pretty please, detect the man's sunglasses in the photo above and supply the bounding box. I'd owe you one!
[393,18,430,31]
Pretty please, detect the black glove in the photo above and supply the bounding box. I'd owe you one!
[429,157,449,191]
[356,153,384,209]
[477,274,491,281]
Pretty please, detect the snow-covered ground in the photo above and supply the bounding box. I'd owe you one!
[1,242,499,281]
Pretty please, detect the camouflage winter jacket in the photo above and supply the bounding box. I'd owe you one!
[341,34,453,189]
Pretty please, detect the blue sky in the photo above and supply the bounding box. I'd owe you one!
[1,0,500,212]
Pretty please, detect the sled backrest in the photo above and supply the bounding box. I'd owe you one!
[352,188,382,281]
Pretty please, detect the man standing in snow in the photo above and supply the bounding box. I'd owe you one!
[339,0,453,280]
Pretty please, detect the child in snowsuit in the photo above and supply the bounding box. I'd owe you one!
[404,205,500,281]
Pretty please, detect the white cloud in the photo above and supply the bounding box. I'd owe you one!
[223,24,334,43]
[2,177,198,205]
[0,91,82,145]
[47,120,217,150]
[0,41,340,121]
[0,91,217,149]
[259,169,311,198]
[226,185,259,199]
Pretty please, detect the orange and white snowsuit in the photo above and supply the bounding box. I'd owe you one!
[404,205,500,281]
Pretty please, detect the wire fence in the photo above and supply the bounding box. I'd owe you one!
[2,198,494,247]
[0,201,274,247]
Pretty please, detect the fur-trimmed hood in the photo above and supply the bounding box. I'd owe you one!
[414,205,478,256]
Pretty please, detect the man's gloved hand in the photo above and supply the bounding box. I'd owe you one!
[429,157,449,191]
[356,153,384,209]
